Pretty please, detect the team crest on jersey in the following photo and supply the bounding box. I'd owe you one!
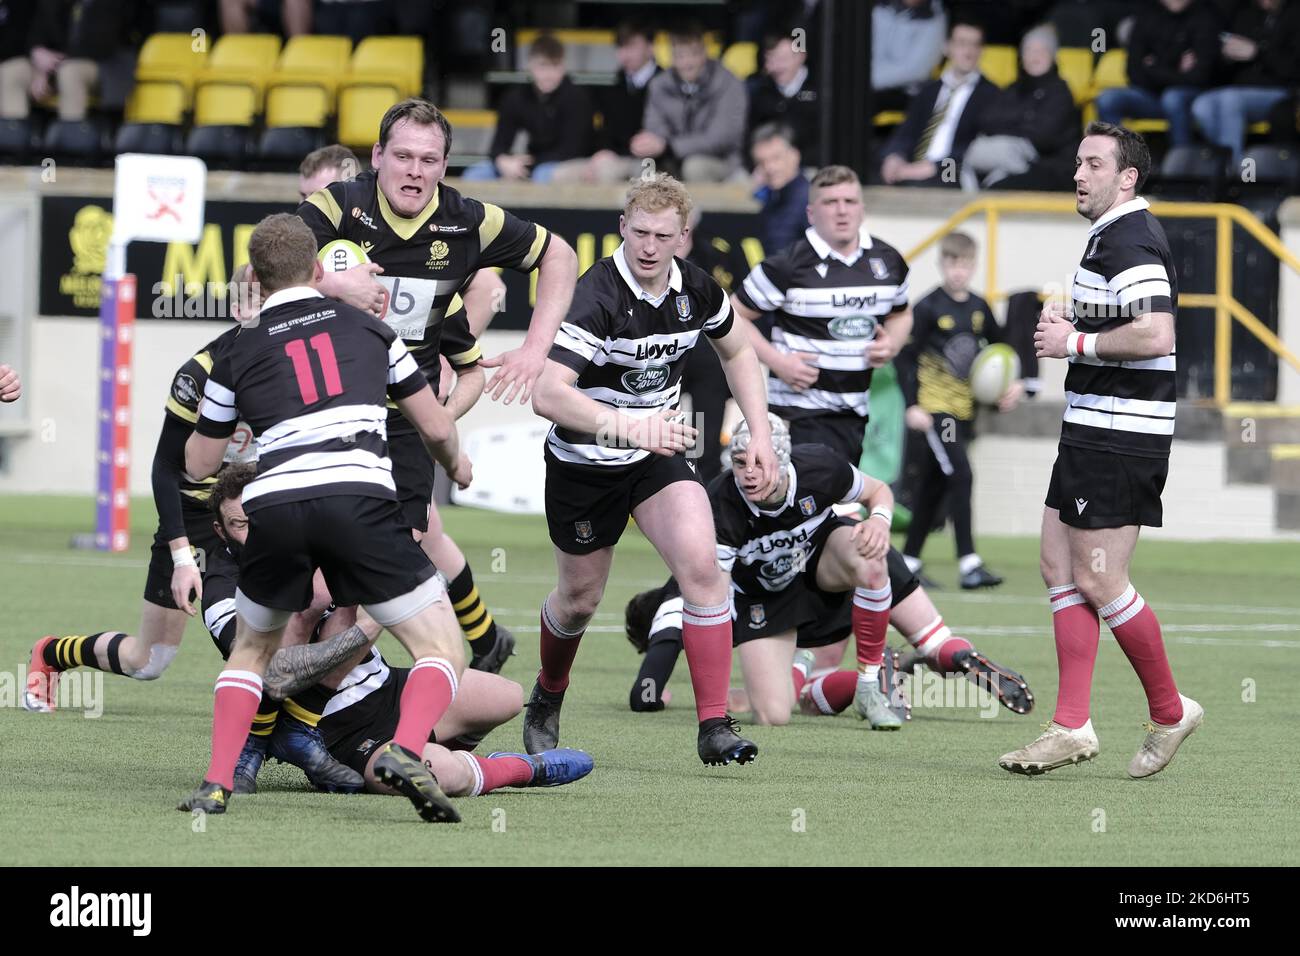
[798,495,817,516]
[675,295,692,322]
[173,373,200,407]
[748,603,767,628]
[574,520,594,543]
[869,257,890,280]
[426,240,450,269]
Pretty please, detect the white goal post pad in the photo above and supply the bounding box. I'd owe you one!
[450,421,550,514]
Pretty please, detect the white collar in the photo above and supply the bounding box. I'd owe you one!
[261,286,324,311]
[1088,196,1150,236]
[777,65,809,99]
[613,243,683,305]
[940,67,981,90]
[628,60,657,89]
[741,462,799,517]
[805,225,872,266]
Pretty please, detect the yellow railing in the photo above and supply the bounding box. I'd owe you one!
[904,196,1300,407]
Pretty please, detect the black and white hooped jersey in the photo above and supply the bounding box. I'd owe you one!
[546,244,733,466]
[711,443,866,595]
[194,287,427,512]
[320,646,393,721]
[1066,197,1177,459]
[735,226,909,419]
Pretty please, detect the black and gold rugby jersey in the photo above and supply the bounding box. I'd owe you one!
[896,286,1001,422]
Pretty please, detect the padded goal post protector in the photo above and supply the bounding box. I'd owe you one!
[94,275,136,552]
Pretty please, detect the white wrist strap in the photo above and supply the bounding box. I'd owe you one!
[171,547,196,569]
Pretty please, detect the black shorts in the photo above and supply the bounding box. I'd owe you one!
[1045,443,1167,529]
[320,666,417,776]
[795,546,921,648]
[388,430,434,533]
[143,504,224,610]
[779,411,868,466]
[545,448,703,554]
[239,495,436,611]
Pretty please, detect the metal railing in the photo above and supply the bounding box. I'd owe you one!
[904,195,1300,406]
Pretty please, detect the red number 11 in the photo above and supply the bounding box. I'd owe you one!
[284,333,343,405]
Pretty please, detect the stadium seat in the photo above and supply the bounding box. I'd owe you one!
[43,119,108,161]
[258,125,326,162]
[1147,144,1229,201]
[115,122,183,155]
[338,83,403,149]
[265,84,330,130]
[722,42,758,80]
[1055,48,1094,106]
[125,81,186,125]
[185,124,253,166]
[1229,145,1300,201]
[443,108,496,164]
[136,32,208,107]
[349,37,423,98]
[271,35,352,101]
[0,118,39,160]
[193,83,257,127]
[198,33,282,108]
[979,45,1019,88]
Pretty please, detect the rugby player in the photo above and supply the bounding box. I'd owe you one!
[999,122,1202,777]
[527,173,780,766]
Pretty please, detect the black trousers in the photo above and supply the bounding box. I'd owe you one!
[902,413,977,561]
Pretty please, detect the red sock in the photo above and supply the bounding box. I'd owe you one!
[1099,586,1183,725]
[539,599,583,694]
[393,658,457,753]
[460,753,534,795]
[806,670,857,714]
[1049,584,1100,729]
[681,600,732,721]
[791,661,810,697]
[905,617,973,673]
[852,584,891,672]
[205,669,264,790]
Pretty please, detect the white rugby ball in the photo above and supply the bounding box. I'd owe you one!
[318,238,370,273]
[969,343,1021,405]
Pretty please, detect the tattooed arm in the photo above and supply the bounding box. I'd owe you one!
[263,621,375,701]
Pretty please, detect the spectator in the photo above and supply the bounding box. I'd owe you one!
[750,122,809,254]
[561,21,661,185]
[0,0,141,123]
[1093,0,1218,149]
[0,1,35,120]
[960,24,1078,191]
[636,22,749,183]
[747,26,820,157]
[1192,0,1300,164]
[880,20,1000,187]
[297,144,360,201]
[462,34,593,183]
[220,0,311,35]
[873,0,949,112]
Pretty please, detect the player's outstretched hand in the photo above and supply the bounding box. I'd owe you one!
[1034,307,1073,359]
[852,517,890,561]
[448,453,474,490]
[0,364,20,402]
[481,347,545,405]
[774,351,820,391]
[171,563,203,617]
[626,407,697,457]
[334,262,387,316]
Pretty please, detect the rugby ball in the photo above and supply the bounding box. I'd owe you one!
[318,238,370,273]
[969,343,1021,405]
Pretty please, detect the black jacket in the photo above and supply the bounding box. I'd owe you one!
[977,65,1079,158]
[1218,1,1300,88]
[593,65,661,155]
[884,74,1001,163]
[28,0,141,61]
[747,70,820,155]
[489,76,594,164]
[1125,0,1220,92]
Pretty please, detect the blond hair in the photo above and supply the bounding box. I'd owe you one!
[248,213,318,294]
[624,172,693,228]
[810,165,860,193]
[939,231,978,260]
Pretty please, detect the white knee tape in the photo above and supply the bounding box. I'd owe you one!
[134,643,178,681]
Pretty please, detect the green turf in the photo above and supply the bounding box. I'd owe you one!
[1,495,1297,866]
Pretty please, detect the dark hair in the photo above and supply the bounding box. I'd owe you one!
[298,144,357,179]
[624,588,663,654]
[209,463,258,525]
[248,213,317,293]
[530,33,565,64]
[761,16,807,51]
[1083,120,1152,190]
[668,20,707,44]
[940,230,978,259]
[947,18,984,41]
[615,20,654,46]
[377,97,454,155]
[750,121,796,150]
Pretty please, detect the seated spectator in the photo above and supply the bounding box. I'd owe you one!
[1093,0,1218,149]
[220,0,311,36]
[635,22,749,183]
[750,122,809,254]
[879,19,1000,187]
[558,20,661,185]
[0,1,36,120]
[873,0,948,112]
[747,25,820,158]
[1192,0,1300,164]
[298,144,360,201]
[960,24,1079,191]
[0,0,142,123]
[462,34,593,183]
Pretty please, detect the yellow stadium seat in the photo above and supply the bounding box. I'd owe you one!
[272,35,352,98]
[722,42,758,79]
[1056,48,1094,106]
[136,32,208,106]
[653,32,722,69]
[349,36,423,98]
[193,83,257,127]
[979,45,1019,88]
[125,80,185,125]
[338,83,403,148]
[199,33,282,107]
[1090,48,1127,97]
[265,84,330,129]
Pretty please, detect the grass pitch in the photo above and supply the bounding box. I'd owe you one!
[1,495,1297,866]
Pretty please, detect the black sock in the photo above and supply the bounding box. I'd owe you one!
[446,563,498,655]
